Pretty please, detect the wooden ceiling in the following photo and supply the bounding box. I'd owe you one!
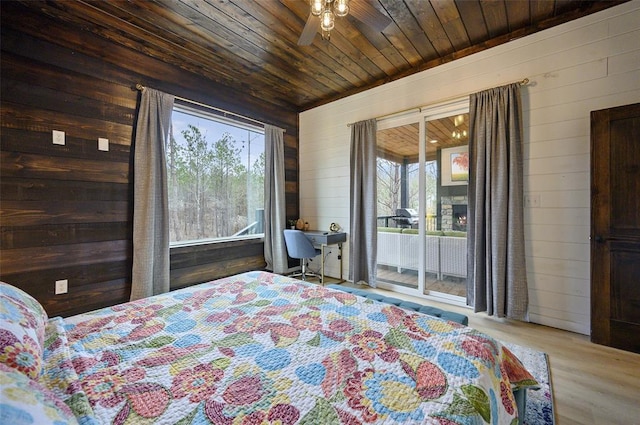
[377,113,469,163]
[13,0,627,112]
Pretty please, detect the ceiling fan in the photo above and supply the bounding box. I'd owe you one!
[297,0,392,45]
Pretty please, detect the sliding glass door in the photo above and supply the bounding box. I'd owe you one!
[376,121,421,290]
[375,100,469,303]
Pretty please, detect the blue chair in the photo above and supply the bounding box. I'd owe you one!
[283,229,321,281]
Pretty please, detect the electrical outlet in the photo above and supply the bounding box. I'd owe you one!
[98,137,109,151]
[55,279,68,295]
[524,194,541,208]
[52,130,65,145]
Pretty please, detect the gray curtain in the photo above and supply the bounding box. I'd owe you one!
[467,82,528,320]
[131,88,174,301]
[349,119,378,287]
[264,124,288,274]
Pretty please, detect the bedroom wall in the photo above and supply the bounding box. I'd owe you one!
[0,3,300,317]
[299,2,640,335]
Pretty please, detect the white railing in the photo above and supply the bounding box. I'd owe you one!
[439,236,467,278]
[377,230,401,269]
[377,229,467,279]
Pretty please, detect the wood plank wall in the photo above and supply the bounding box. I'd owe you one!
[0,2,300,317]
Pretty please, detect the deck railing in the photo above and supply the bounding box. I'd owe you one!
[377,227,467,279]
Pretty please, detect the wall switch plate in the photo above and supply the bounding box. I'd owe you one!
[52,130,65,145]
[55,279,68,295]
[98,137,109,151]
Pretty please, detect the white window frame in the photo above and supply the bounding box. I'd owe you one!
[168,103,266,247]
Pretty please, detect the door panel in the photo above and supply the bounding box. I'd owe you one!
[591,102,640,354]
[611,244,640,324]
[374,110,469,300]
[376,122,420,291]
[610,116,640,235]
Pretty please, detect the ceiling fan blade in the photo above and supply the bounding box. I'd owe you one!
[349,0,392,32]
[298,14,319,45]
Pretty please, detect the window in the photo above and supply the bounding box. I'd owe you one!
[167,103,265,245]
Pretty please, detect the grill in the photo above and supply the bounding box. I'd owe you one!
[393,208,419,227]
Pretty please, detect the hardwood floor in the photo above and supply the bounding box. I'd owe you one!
[332,282,640,425]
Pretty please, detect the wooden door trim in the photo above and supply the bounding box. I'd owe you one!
[590,106,611,345]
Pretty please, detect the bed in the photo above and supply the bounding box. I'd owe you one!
[1,271,538,424]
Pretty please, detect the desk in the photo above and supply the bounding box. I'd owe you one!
[303,230,347,284]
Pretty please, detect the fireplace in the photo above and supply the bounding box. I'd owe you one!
[441,195,468,232]
[452,204,467,232]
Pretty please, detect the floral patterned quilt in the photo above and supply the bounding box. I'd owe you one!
[41,271,537,425]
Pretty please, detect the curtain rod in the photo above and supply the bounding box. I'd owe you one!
[135,84,284,132]
[346,78,529,127]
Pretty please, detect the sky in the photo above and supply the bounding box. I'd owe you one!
[171,108,265,171]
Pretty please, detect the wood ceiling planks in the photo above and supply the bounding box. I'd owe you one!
[376,113,469,164]
[12,0,628,112]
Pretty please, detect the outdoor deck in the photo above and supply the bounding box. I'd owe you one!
[376,265,466,298]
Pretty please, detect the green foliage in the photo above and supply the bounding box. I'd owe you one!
[443,231,467,238]
[377,227,402,233]
[167,122,264,242]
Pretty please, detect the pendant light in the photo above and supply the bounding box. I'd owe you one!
[309,0,350,39]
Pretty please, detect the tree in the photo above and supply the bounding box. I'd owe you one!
[250,151,265,213]
[377,158,401,217]
[376,158,439,229]
[167,119,265,242]
[174,124,215,239]
[209,132,245,236]
[167,123,183,242]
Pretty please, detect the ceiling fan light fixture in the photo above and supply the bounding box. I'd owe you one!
[299,0,390,46]
[452,130,467,140]
[321,8,335,32]
[310,0,323,16]
[334,0,349,17]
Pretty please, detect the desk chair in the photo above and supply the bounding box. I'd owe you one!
[283,229,321,281]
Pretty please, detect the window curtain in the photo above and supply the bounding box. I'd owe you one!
[264,124,288,274]
[349,119,378,287]
[467,82,528,320]
[131,88,174,301]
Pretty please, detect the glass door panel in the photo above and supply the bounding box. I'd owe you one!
[376,122,421,290]
[374,101,469,304]
[423,113,469,300]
